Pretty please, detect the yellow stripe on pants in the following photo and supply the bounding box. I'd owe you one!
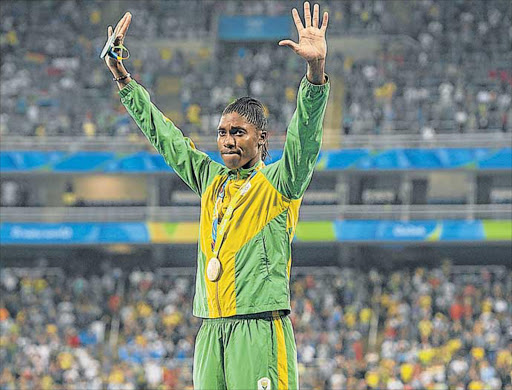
[274,318,288,390]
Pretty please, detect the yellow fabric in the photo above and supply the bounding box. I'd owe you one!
[187,104,201,125]
[46,324,57,334]
[468,380,484,390]
[83,121,96,137]
[345,311,357,328]
[471,347,485,360]
[211,162,263,257]
[136,301,152,317]
[496,349,512,366]
[419,294,432,308]
[7,31,18,46]
[108,368,125,384]
[365,371,379,388]
[119,77,330,319]
[482,299,493,313]
[200,173,290,317]
[418,348,434,364]
[286,198,301,278]
[274,318,288,390]
[400,363,414,383]
[58,352,73,370]
[447,338,462,353]
[360,307,372,324]
[34,278,47,292]
[418,319,433,337]
[41,376,54,390]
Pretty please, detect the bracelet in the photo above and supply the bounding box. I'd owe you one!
[113,73,131,82]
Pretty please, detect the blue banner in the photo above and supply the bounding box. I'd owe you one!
[0,222,149,244]
[1,148,510,173]
[1,220,508,245]
[218,16,291,41]
[334,220,491,241]
[335,220,440,241]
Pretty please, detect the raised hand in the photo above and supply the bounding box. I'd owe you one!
[279,2,328,63]
[104,12,132,70]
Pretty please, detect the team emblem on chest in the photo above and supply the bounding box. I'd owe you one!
[258,377,271,390]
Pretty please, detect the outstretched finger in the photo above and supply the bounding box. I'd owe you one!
[291,8,304,32]
[312,4,319,28]
[119,12,132,36]
[113,14,124,36]
[320,11,329,32]
[108,25,113,38]
[304,2,311,28]
[278,39,300,52]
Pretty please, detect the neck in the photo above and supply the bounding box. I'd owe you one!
[241,155,261,170]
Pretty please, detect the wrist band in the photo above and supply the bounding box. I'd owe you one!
[113,73,131,82]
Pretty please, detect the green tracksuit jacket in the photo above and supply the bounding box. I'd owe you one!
[120,76,330,319]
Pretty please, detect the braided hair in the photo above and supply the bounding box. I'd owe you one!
[222,97,269,161]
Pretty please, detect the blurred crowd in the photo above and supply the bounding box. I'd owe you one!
[340,0,512,137]
[1,262,511,389]
[1,0,510,141]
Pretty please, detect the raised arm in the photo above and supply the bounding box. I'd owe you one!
[102,13,225,196]
[279,2,328,85]
[264,2,330,200]
[103,12,133,89]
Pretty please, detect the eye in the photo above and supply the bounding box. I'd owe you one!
[218,130,226,136]
[234,129,244,136]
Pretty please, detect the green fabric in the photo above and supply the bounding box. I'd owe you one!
[119,77,330,319]
[227,160,263,179]
[234,211,291,312]
[282,317,299,389]
[195,246,209,316]
[193,316,297,390]
[119,76,330,200]
[119,80,226,196]
[262,76,330,200]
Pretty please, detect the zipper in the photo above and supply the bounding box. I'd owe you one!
[261,231,270,277]
[215,281,222,317]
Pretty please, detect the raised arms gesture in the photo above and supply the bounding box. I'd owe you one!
[103,12,133,89]
[279,2,328,85]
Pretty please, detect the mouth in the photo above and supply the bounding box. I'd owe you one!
[221,151,240,155]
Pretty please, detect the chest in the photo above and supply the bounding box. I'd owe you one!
[203,173,287,225]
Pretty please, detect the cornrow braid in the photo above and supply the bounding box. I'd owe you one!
[223,97,270,161]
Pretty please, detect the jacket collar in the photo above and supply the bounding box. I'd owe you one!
[228,160,264,180]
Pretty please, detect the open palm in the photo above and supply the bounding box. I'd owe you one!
[279,2,328,62]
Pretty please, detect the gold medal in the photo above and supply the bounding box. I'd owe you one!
[207,257,222,282]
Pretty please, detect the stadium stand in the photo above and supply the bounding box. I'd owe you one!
[1,263,511,389]
[1,0,510,139]
[1,1,511,389]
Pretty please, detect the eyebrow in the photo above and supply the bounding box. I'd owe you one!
[217,126,246,131]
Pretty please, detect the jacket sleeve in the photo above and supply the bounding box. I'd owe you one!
[263,76,330,200]
[119,80,225,196]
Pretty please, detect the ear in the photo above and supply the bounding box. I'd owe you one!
[258,130,267,146]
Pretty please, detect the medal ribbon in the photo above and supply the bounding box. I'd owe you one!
[108,44,130,61]
[211,161,263,257]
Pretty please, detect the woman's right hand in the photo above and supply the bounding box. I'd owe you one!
[104,12,132,72]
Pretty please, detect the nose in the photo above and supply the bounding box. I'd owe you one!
[224,133,235,148]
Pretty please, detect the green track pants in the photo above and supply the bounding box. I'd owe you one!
[193,313,298,390]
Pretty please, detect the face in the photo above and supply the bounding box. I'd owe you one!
[217,112,266,170]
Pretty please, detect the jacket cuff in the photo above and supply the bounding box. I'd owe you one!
[118,80,138,98]
[300,74,330,98]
